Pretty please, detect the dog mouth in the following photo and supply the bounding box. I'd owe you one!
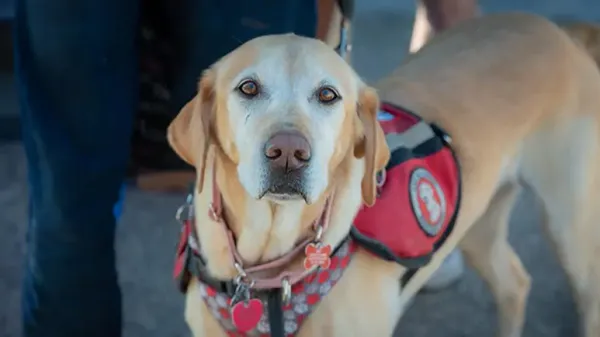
[262,191,306,203]
[258,170,309,203]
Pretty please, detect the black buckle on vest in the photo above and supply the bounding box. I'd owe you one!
[430,123,452,145]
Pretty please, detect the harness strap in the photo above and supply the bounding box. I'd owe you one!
[177,224,356,336]
[267,290,285,337]
[385,121,436,150]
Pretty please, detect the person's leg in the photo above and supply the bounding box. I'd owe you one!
[421,0,479,31]
[14,0,139,336]
[316,0,338,44]
[409,0,479,53]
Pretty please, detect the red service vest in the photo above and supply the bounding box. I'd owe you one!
[351,103,461,268]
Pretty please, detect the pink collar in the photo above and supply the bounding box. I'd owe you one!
[203,161,337,291]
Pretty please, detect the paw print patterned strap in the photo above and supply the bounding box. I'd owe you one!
[197,238,357,337]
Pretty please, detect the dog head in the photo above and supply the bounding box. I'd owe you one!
[167,34,389,206]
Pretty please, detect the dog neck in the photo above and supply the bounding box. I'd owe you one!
[194,147,364,281]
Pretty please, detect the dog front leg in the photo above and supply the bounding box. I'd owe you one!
[459,183,531,337]
[184,281,229,337]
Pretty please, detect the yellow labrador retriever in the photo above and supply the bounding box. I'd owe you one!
[168,12,600,337]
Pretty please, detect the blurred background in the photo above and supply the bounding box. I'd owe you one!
[1,0,599,336]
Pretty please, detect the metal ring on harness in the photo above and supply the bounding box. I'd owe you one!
[281,277,292,305]
[376,169,387,188]
[234,262,247,279]
[334,0,354,59]
[175,202,193,223]
[314,224,324,243]
[375,169,387,197]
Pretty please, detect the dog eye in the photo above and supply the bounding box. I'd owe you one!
[238,79,259,97]
[317,87,339,104]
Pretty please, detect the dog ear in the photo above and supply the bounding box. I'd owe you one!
[167,71,216,193]
[353,86,390,206]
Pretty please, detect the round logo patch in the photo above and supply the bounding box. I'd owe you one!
[409,168,447,236]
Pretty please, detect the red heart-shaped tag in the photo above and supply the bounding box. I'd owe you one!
[231,299,264,332]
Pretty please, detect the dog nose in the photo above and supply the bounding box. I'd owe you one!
[264,131,311,171]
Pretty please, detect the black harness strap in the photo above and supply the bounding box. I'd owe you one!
[267,290,285,337]
[264,239,353,337]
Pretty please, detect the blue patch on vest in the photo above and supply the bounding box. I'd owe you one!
[377,110,394,121]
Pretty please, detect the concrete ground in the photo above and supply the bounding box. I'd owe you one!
[1,0,599,336]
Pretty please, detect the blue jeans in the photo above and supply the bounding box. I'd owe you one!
[14,1,316,336]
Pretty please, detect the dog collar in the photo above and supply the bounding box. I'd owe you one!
[206,172,336,291]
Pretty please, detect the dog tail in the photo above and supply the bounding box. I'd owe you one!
[560,22,600,68]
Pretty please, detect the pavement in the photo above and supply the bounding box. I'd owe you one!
[1,0,599,336]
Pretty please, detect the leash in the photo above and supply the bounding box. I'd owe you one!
[334,0,354,59]
[337,0,354,19]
